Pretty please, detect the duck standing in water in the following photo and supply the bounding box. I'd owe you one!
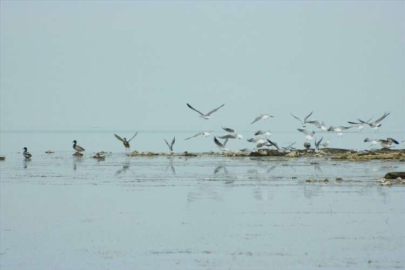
[114,133,138,151]
[72,140,85,153]
[22,147,32,159]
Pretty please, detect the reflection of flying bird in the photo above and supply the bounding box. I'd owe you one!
[291,111,314,127]
[364,138,399,149]
[184,131,211,140]
[115,133,138,150]
[186,103,225,120]
[251,114,274,124]
[22,147,32,159]
[164,137,176,153]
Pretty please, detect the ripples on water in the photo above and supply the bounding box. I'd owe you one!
[1,150,404,270]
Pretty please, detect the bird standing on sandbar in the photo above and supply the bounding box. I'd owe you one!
[72,140,85,153]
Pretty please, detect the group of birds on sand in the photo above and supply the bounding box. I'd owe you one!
[21,103,401,160]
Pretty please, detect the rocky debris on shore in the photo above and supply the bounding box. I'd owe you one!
[306,178,329,183]
[384,172,405,179]
[0,156,5,161]
[124,148,405,160]
[377,172,405,186]
[93,152,107,160]
[332,149,405,161]
[45,150,54,154]
[73,152,83,157]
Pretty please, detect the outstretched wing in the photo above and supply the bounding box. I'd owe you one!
[291,113,304,125]
[114,134,124,142]
[222,127,235,133]
[251,115,262,125]
[373,112,390,124]
[206,104,225,116]
[164,139,173,151]
[304,111,314,123]
[185,132,203,140]
[187,103,204,116]
[171,137,176,148]
[387,138,399,144]
[218,134,236,139]
[214,137,224,148]
[128,132,138,142]
[267,139,279,150]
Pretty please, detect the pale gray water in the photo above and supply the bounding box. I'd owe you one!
[1,149,404,270]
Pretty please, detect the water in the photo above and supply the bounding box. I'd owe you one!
[1,131,405,269]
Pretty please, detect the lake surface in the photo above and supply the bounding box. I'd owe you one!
[1,145,405,269]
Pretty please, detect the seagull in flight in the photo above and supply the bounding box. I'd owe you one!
[281,142,296,151]
[115,133,138,150]
[254,130,272,137]
[314,137,323,151]
[348,117,373,131]
[187,103,225,120]
[164,137,176,153]
[366,112,390,130]
[297,128,315,141]
[328,126,352,136]
[184,131,211,140]
[251,114,274,124]
[214,137,229,151]
[307,120,328,132]
[291,111,314,127]
[218,127,243,139]
[364,138,399,149]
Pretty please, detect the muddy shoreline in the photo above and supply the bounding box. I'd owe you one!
[125,148,405,161]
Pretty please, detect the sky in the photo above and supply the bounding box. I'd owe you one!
[1,1,404,133]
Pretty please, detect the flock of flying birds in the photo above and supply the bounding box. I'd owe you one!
[21,103,401,159]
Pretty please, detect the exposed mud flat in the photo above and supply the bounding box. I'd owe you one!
[125,148,405,161]
[1,152,404,270]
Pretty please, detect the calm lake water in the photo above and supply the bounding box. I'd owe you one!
[1,131,405,269]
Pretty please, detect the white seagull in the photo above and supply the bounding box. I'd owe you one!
[184,131,211,140]
[254,130,272,137]
[291,111,314,127]
[365,112,390,130]
[297,128,315,141]
[348,117,373,131]
[364,138,399,149]
[307,120,328,132]
[218,127,243,139]
[328,126,352,136]
[251,114,274,125]
[187,103,225,120]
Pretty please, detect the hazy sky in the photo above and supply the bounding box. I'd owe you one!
[1,1,404,132]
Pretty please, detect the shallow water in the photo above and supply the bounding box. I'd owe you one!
[1,151,404,270]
